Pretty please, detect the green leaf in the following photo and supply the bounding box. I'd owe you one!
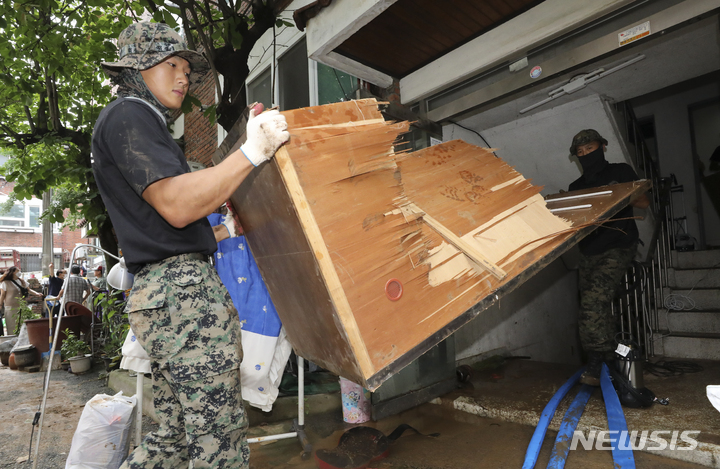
[231,32,243,50]
[181,94,202,114]
[203,104,217,125]
[162,11,177,28]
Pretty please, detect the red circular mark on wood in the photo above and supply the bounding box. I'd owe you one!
[385,279,403,301]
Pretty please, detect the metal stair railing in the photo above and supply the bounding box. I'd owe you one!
[611,102,675,359]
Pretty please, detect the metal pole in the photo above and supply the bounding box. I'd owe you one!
[32,244,122,469]
[632,266,642,351]
[31,245,79,469]
[135,372,143,448]
[297,355,305,427]
[650,257,659,332]
[655,244,664,306]
[41,190,53,278]
[660,222,670,287]
[640,266,652,358]
[624,271,632,338]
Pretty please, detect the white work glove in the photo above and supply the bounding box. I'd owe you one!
[240,107,290,167]
[221,214,238,238]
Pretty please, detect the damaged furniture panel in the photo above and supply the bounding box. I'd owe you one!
[216,99,651,390]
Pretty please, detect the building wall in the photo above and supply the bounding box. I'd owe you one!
[184,73,218,168]
[446,93,655,261]
[632,79,720,248]
[445,95,633,196]
[454,258,581,366]
[0,180,90,269]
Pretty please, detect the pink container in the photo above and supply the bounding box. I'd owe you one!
[340,377,372,423]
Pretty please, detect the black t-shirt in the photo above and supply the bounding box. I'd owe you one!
[569,162,639,256]
[91,98,216,274]
[47,276,64,297]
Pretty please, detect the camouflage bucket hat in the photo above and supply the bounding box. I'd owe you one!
[569,129,609,156]
[102,22,209,86]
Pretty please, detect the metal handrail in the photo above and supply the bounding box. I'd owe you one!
[611,102,675,359]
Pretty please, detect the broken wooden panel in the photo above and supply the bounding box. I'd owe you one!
[219,98,651,390]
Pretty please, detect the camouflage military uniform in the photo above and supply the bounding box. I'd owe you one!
[120,254,248,469]
[577,245,636,353]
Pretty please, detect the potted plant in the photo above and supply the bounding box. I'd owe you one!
[13,298,40,335]
[61,329,91,374]
[94,292,129,372]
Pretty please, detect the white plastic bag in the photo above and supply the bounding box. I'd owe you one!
[708,385,720,413]
[65,392,137,469]
[119,327,151,374]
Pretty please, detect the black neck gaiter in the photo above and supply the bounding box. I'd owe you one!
[579,146,607,181]
[114,68,174,122]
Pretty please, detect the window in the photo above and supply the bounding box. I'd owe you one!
[0,202,43,229]
[29,206,39,228]
[278,38,310,111]
[20,253,41,273]
[0,204,27,227]
[248,68,273,110]
[317,63,357,105]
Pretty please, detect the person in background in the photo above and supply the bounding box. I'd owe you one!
[0,266,43,335]
[92,22,288,469]
[567,129,649,386]
[58,264,92,306]
[45,263,66,317]
[90,265,107,292]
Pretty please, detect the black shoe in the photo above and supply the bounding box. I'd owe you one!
[580,352,603,386]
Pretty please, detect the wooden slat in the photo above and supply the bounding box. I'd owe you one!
[403,202,507,280]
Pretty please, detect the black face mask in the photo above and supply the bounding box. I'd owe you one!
[578,145,607,179]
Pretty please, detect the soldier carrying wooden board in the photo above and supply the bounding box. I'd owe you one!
[91,22,289,469]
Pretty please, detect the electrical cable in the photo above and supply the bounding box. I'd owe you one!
[663,260,720,313]
[663,293,696,311]
[645,360,703,377]
[447,120,497,156]
[332,68,356,102]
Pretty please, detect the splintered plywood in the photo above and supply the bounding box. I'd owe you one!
[396,141,572,270]
[225,99,651,390]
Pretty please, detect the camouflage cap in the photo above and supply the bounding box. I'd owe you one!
[101,22,209,86]
[569,129,608,156]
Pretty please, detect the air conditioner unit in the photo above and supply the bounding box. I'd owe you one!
[188,161,206,172]
[81,224,98,238]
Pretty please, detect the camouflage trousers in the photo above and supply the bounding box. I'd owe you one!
[578,245,636,353]
[119,253,249,469]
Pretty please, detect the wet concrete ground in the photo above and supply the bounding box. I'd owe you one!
[248,401,707,468]
[2,356,716,468]
[248,358,719,469]
[0,364,157,468]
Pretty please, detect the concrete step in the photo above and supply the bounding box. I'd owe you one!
[667,268,720,289]
[657,310,720,334]
[666,289,720,311]
[659,332,720,360]
[672,249,720,269]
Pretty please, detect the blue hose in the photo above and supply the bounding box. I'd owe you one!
[522,367,584,469]
[547,384,595,468]
[600,363,636,468]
